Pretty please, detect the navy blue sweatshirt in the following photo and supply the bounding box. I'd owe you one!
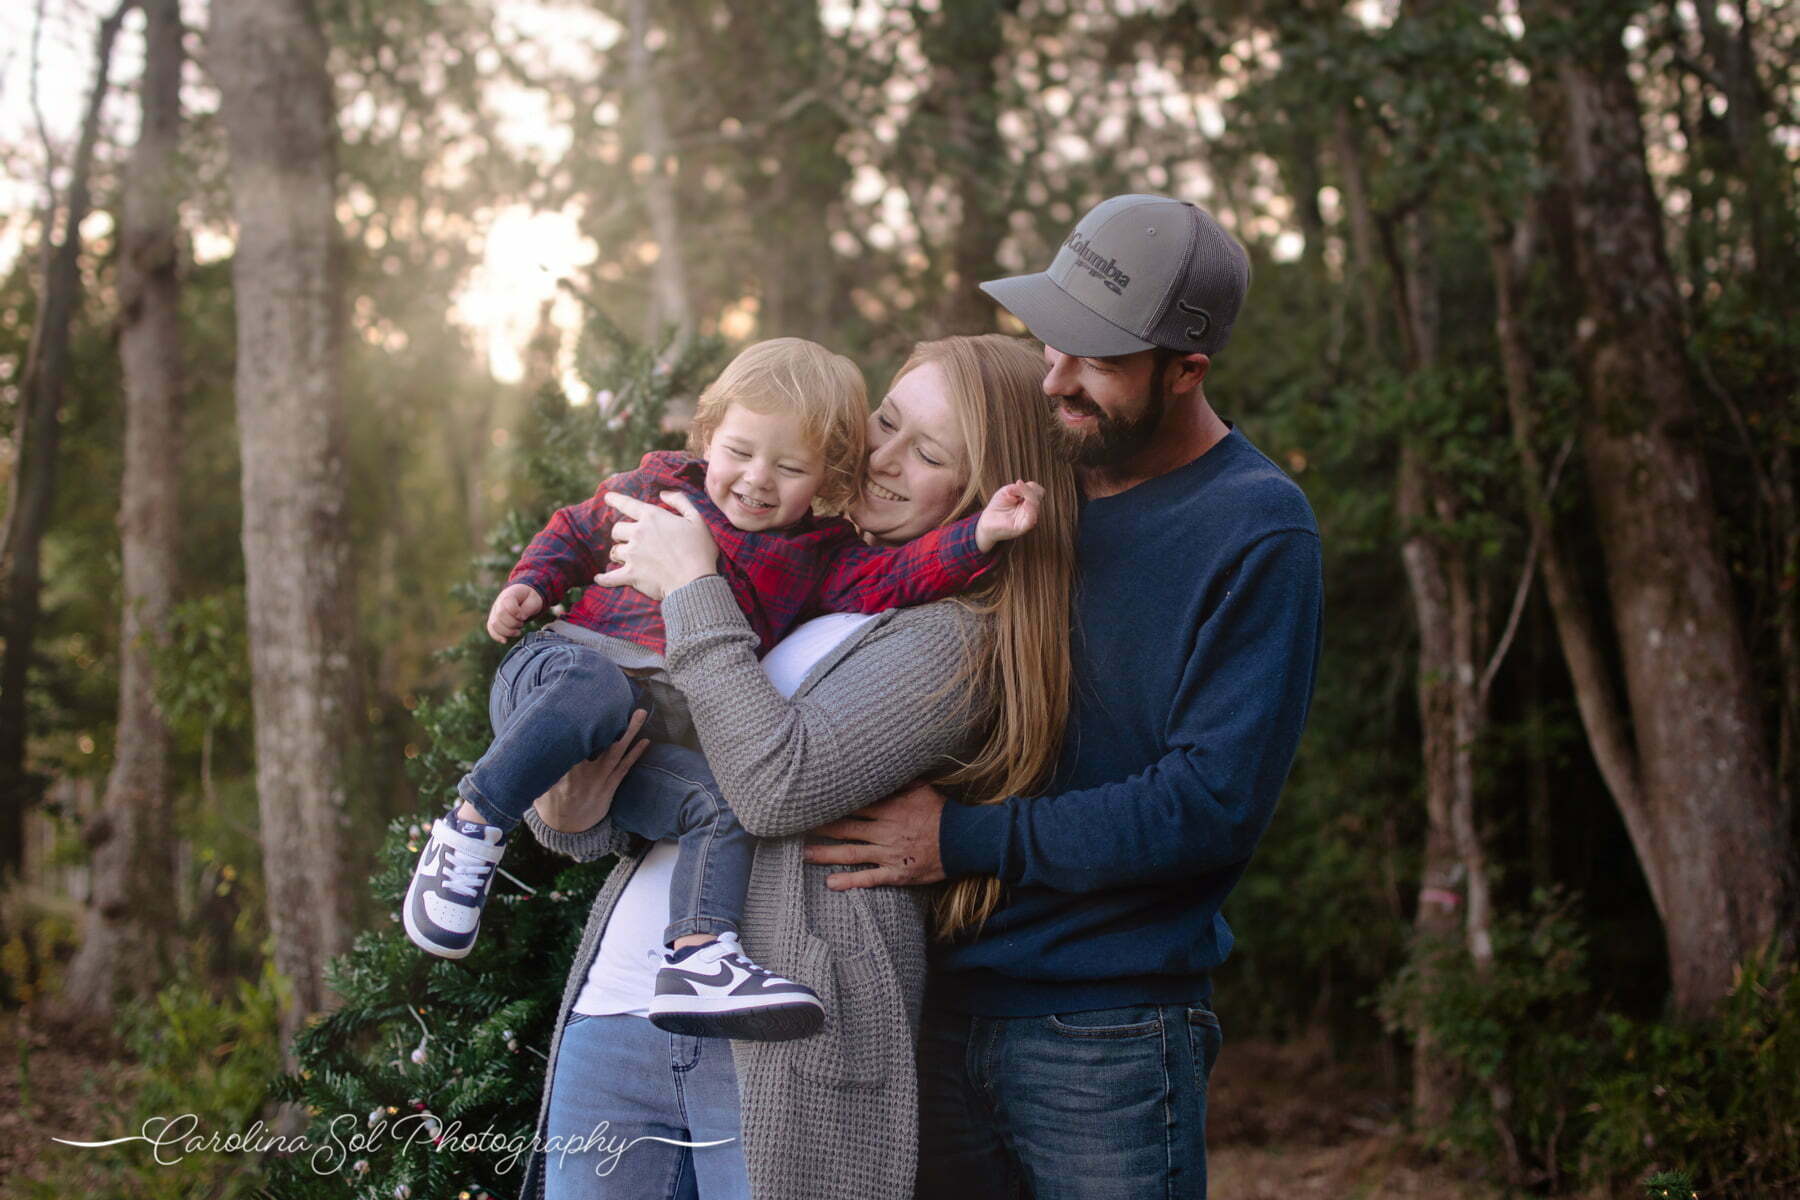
[931,427,1323,1015]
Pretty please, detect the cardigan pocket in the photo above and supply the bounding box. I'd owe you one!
[784,933,896,1090]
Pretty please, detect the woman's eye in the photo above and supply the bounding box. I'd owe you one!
[877,414,897,432]
[728,447,750,459]
[779,466,805,477]
[918,449,943,467]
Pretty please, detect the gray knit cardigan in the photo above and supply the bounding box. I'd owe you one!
[515,575,988,1200]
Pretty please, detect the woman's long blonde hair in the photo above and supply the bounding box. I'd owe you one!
[885,335,1077,941]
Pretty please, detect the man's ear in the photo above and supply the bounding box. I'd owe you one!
[1165,352,1210,395]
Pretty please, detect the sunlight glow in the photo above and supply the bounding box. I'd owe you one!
[449,204,596,385]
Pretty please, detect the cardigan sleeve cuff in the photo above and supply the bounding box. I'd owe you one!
[662,574,744,644]
[939,800,1010,879]
[522,806,616,862]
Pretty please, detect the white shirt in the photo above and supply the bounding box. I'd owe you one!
[571,611,880,1017]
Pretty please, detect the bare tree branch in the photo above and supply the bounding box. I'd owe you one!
[1478,432,1575,708]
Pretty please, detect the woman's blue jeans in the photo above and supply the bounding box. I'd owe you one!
[458,630,752,945]
[543,1012,749,1199]
[914,1000,1224,1199]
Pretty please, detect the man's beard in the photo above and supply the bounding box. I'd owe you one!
[1050,379,1168,468]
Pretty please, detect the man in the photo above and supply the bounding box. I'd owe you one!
[805,194,1323,1198]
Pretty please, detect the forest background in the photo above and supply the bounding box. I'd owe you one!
[1,0,1796,1197]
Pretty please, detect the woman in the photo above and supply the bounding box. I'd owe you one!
[515,334,1077,1200]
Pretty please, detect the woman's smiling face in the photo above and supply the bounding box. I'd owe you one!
[849,361,972,546]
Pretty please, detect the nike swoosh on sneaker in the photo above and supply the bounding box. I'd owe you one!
[665,960,744,989]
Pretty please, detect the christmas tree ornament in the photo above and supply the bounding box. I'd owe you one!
[407,1004,432,1065]
[352,1159,370,1176]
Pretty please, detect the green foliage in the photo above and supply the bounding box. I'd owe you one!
[1383,893,1800,1195]
[1584,954,1800,1196]
[148,590,252,752]
[1380,888,1600,1189]
[20,962,286,1200]
[262,320,721,1200]
[1642,1169,1696,1199]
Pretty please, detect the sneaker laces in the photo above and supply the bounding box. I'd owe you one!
[440,842,496,900]
[714,932,773,976]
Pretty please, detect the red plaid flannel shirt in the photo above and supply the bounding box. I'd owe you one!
[507,451,993,655]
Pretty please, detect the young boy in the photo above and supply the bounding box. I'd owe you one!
[404,338,1039,1042]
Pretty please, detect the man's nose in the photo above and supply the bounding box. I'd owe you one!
[1043,348,1078,396]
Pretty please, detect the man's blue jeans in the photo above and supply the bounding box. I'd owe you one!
[543,1012,749,1199]
[914,1000,1224,1199]
[458,629,752,946]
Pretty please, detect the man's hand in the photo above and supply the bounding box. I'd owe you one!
[975,480,1045,553]
[803,781,948,890]
[487,582,545,642]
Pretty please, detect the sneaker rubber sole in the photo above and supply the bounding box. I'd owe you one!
[647,997,825,1041]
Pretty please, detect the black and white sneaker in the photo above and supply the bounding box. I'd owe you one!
[403,811,509,959]
[648,932,824,1041]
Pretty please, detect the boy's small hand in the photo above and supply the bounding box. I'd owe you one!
[487,582,544,642]
[975,480,1044,552]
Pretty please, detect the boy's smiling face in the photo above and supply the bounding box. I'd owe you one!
[702,403,827,531]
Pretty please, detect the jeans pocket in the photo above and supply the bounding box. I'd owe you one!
[1186,1003,1223,1089]
[1044,1004,1164,1039]
[490,635,543,725]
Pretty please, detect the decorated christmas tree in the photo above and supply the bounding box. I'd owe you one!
[261,315,722,1200]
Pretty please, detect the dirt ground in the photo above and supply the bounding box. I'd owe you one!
[6,1007,1519,1197]
[1207,1036,1508,1199]
[1,1007,142,1189]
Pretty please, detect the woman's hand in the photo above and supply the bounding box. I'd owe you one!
[592,490,721,602]
[532,709,651,833]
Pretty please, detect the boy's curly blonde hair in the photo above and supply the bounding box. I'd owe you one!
[686,338,868,514]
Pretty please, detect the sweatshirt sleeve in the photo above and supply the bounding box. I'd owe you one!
[661,574,987,839]
[520,806,639,863]
[938,528,1322,893]
[507,480,627,606]
[806,513,993,616]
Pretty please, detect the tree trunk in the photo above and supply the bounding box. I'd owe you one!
[0,1,129,880]
[917,0,1016,334]
[741,9,849,344]
[1393,227,1497,1131]
[209,0,361,1049]
[1489,204,1651,838]
[627,0,693,350]
[62,0,185,1020]
[1521,0,1794,1016]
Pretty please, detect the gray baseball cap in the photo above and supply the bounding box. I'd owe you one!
[979,194,1250,358]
